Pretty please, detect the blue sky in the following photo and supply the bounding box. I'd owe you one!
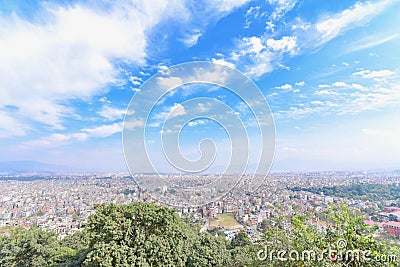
[0,0,399,172]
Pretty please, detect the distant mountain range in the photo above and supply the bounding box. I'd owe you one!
[0,160,75,173]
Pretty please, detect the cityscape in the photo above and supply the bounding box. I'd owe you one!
[1,171,399,241]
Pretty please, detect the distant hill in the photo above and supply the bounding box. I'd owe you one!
[0,160,75,173]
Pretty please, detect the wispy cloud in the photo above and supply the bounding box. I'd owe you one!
[315,0,393,45]
[0,110,27,138]
[221,0,393,79]
[23,122,122,148]
[182,32,202,47]
[345,33,400,54]
[98,106,127,121]
[267,0,298,20]
[352,69,396,79]
[276,74,400,120]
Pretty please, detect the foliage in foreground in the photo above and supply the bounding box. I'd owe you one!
[259,203,399,266]
[0,202,398,266]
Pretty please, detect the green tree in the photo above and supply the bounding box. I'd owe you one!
[186,232,230,267]
[230,244,264,267]
[257,203,399,267]
[0,227,76,267]
[59,230,90,266]
[82,202,194,267]
[230,232,251,248]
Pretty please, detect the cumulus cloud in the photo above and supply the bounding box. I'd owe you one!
[266,36,297,53]
[188,120,207,127]
[233,35,298,77]
[211,58,235,69]
[275,83,292,90]
[0,0,186,136]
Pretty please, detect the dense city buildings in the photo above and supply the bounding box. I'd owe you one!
[0,171,399,243]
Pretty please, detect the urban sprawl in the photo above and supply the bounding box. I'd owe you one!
[0,171,399,244]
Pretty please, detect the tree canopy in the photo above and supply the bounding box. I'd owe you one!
[0,202,398,266]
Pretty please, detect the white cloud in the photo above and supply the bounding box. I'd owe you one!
[210,0,250,13]
[211,58,235,69]
[189,65,232,85]
[99,97,110,103]
[241,36,265,54]
[277,106,323,119]
[218,0,392,79]
[23,133,73,148]
[291,18,311,31]
[295,81,305,86]
[183,32,202,47]
[82,123,122,138]
[309,80,400,116]
[275,83,292,90]
[267,0,298,20]
[244,6,261,28]
[23,122,121,148]
[156,76,184,90]
[317,82,366,90]
[350,83,365,90]
[352,69,396,79]
[315,0,393,44]
[153,103,187,124]
[198,103,211,112]
[310,100,324,105]
[266,36,297,53]
[0,0,187,135]
[128,76,142,86]
[233,35,298,77]
[346,33,400,53]
[125,119,145,129]
[0,111,27,138]
[265,21,275,31]
[314,90,338,96]
[98,106,127,121]
[169,103,186,118]
[174,0,250,47]
[332,82,349,87]
[188,120,207,127]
